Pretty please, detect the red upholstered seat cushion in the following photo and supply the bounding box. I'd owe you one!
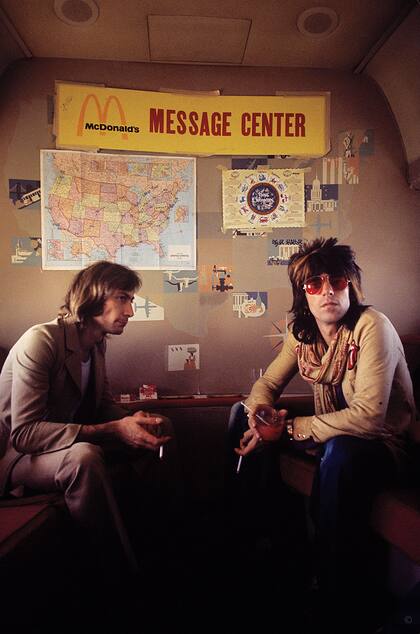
[0,504,53,543]
[0,494,65,560]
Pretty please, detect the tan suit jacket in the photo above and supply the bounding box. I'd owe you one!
[0,316,127,496]
[246,308,417,464]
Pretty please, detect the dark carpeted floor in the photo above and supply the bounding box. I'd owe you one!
[2,488,403,634]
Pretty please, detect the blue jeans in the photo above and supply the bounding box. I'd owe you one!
[225,401,285,517]
[224,401,310,591]
[226,402,397,614]
[311,435,396,603]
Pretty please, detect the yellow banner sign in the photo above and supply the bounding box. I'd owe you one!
[55,82,330,157]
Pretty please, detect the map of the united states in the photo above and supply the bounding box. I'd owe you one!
[41,150,196,270]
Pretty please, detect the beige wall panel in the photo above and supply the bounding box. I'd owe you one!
[0,59,419,398]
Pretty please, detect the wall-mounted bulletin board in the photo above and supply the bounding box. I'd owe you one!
[1,61,419,399]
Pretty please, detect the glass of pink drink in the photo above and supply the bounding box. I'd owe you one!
[253,405,285,441]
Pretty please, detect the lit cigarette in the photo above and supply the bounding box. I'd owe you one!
[159,445,164,459]
[240,401,270,426]
[236,455,243,473]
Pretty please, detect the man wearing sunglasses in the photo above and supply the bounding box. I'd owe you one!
[228,237,416,632]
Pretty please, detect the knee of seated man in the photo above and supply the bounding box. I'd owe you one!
[320,436,382,485]
[227,401,248,435]
[56,442,108,493]
[229,400,245,422]
[66,441,106,473]
[321,436,364,472]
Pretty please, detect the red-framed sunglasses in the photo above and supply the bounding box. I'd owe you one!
[303,274,350,295]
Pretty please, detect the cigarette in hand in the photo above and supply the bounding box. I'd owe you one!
[240,401,270,426]
[159,445,164,460]
[236,455,243,473]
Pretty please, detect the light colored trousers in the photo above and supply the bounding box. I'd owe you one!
[10,442,141,577]
[9,417,179,580]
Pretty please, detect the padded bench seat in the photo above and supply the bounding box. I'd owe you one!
[371,489,420,564]
[0,493,66,565]
[279,450,420,565]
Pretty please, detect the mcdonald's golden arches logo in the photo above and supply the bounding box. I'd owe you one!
[77,93,140,139]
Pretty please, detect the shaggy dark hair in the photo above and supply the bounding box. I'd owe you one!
[288,237,366,343]
[59,261,141,324]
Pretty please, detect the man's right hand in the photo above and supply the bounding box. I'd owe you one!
[234,405,288,457]
[113,412,171,451]
[76,411,171,452]
[234,427,261,457]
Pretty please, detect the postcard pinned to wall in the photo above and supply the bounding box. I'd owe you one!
[222,169,305,229]
[167,344,200,371]
[199,264,234,293]
[9,180,41,208]
[338,129,374,159]
[267,238,303,266]
[17,187,41,209]
[305,178,338,213]
[232,291,268,318]
[131,295,164,321]
[11,237,42,266]
[164,270,198,293]
[322,156,359,185]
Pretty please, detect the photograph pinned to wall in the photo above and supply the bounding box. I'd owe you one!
[263,315,289,350]
[131,295,164,321]
[164,269,198,293]
[322,156,359,185]
[305,177,338,213]
[199,264,234,293]
[16,187,41,209]
[267,238,302,266]
[338,129,374,159]
[231,158,268,170]
[11,237,42,266]
[232,291,268,318]
[167,344,200,371]
[9,180,40,207]
[222,169,305,230]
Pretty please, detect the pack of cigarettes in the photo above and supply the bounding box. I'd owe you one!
[139,384,158,400]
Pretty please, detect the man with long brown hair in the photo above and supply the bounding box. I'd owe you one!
[228,238,416,632]
[0,261,174,587]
